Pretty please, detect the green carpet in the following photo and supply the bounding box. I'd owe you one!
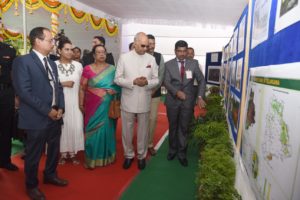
[11,139,24,155]
[121,137,199,200]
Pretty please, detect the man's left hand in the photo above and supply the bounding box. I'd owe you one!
[139,77,148,86]
[15,96,20,109]
[56,109,64,120]
[197,97,206,109]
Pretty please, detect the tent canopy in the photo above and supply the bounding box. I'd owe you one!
[75,0,248,26]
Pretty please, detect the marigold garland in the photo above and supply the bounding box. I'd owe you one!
[0,0,14,12]
[69,6,86,23]
[103,19,118,36]
[89,14,103,30]
[3,27,22,40]
[1,0,118,37]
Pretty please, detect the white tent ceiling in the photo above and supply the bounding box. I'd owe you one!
[75,0,248,26]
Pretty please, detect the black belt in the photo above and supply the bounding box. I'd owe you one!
[0,83,12,90]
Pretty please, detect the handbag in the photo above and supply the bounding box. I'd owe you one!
[109,94,121,119]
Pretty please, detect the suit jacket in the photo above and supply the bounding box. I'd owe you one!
[164,58,206,108]
[82,52,115,67]
[12,51,64,129]
[114,50,158,113]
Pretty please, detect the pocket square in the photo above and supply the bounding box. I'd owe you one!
[146,65,151,68]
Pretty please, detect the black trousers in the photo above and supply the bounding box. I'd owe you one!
[24,121,61,189]
[0,103,14,166]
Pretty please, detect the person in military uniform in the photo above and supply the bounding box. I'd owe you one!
[0,41,19,171]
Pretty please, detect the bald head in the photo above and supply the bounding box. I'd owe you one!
[134,32,147,42]
[134,32,149,55]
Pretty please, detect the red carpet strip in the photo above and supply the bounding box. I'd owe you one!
[0,103,168,200]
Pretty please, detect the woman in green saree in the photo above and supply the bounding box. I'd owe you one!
[79,44,119,169]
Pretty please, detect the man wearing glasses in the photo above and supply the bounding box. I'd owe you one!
[115,32,158,170]
[12,27,67,200]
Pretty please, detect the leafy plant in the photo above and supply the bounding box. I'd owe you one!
[209,86,220,94]
[189,86,241,200]
[191,122,228,147]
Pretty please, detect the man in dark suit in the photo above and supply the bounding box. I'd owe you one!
[0,42,18,171]
[12,27,68,200]
[82,36,115,67]
[164,40,206,167]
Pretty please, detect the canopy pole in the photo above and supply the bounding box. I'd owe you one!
[22,0,27,54]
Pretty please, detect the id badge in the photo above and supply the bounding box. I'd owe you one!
[186,70,192,79]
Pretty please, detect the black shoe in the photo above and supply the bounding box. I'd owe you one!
[123,158,134,169]
[44,177,68,186]
[21,154,26,160]
[26,187,45,200]
[0,163,19,171]
[137,159,146,170]
[179,158,188,167]
[167,154,176,161]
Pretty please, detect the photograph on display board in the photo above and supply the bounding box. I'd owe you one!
[235,58,243,91]
[228,92,240,133]
[226,86,231,114]
[228,38,232,59]
[226,60,231,82]
[241,63,300,200]
[231,29,238,57]
[210,52,219,63]
[238,15,246,54]
[207,66,221,84]
[220,63,225,94]
[224,45,229,62]
[246,88,256,130]
[220,78,225,94]
[280,0,298,16]
[275,0,300,33]
[224,62,230,101]
[226,46,230,61]
[251,0,272,49]
[221,62,226,79]
[230,60,237,86]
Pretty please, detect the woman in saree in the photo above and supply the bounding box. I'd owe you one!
[79,44,119,169]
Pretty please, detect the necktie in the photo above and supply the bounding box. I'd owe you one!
[43,57,57,106]
[180,61,185,81]
[43,57,53,81]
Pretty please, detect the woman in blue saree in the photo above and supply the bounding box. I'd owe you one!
[79,44,119,169]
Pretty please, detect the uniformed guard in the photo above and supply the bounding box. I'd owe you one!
[0,41,18,171]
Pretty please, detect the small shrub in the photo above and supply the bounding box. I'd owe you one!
[190,86,241,200]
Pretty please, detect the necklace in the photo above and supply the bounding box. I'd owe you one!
[58,62,75,76]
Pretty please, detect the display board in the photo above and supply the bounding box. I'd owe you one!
[241,0,300,199]
[205,51,222,85]
[221,6,248,144]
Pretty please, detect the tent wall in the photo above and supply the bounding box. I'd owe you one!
[121,23,234,75]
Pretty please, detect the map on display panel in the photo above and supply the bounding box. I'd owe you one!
[241,62,300,200]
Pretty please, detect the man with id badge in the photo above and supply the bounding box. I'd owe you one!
[164,40,206,167]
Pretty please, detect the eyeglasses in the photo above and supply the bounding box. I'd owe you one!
[42,38,55,44]
[140,44,149,48]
